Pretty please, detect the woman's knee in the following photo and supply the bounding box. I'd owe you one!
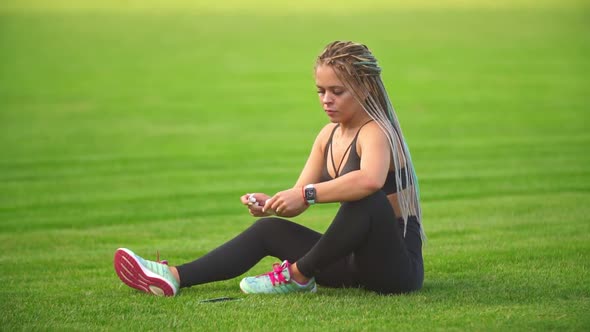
[250,217,295,233]
[340,191,390,213]
[251,217,279,229]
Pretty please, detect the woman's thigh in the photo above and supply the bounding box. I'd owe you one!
[345,193,422,293]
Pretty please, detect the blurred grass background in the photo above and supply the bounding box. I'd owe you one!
[1,0,589,330]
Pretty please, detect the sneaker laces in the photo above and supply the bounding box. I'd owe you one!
[156,250,168,265]
[262,261,290,286]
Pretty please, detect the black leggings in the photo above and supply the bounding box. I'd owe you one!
[176,190,423,294]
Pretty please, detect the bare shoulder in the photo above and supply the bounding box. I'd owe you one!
[320,122,338,135]
[358,121,388,143]
[358,121,405,165]
[356,121,390,156]
[315,123,338,146]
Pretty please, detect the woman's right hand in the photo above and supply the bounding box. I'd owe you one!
[240,193,273,217]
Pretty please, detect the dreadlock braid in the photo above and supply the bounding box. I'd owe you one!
[316,41,425,241]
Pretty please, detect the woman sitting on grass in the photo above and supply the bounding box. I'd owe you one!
[114,40,425,296]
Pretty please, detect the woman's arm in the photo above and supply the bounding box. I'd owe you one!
[313,122,390,203]
[262,124,334,217]
[293,123,335,188]
[264,122,390,215]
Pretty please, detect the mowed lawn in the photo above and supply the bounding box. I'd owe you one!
[1,0,589,330]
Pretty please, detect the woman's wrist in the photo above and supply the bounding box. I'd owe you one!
[303,184,316,205]
[301,186,310,206]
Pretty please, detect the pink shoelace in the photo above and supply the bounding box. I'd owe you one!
[263,262,289,286]
[156,250,168,265]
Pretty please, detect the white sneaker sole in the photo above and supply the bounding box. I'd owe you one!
[114,248,177,296]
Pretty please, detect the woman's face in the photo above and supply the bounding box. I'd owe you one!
[315,64,364,124]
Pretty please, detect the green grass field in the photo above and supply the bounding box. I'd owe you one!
[1,0,589,330]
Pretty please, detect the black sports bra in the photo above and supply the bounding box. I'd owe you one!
[319,122,407,195]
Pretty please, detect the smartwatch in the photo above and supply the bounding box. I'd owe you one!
[304,184,316,205]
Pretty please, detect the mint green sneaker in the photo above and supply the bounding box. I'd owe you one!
[240,260,317,294]
[114,248,179,296]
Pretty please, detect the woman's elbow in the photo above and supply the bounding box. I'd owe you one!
[362,177,384,193]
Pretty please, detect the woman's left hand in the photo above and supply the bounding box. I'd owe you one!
[264,187,308,218]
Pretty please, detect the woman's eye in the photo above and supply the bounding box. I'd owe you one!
[333,90,343,96]
[317,90,325,94]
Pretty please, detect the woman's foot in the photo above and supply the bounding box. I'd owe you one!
[239,260,316,294]
[114,248,180,296]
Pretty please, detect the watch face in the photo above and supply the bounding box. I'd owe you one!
[305,188,315,200]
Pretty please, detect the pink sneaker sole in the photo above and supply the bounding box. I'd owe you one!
[114,248,176,296]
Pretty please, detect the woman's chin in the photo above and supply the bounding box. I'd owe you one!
[326,114,339,122]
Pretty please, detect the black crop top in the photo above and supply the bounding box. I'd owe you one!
[319,122,408,195]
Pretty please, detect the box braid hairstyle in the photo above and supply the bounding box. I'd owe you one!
[316,41,425,241]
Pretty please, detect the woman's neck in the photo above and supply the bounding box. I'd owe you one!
[338,113,372,137]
